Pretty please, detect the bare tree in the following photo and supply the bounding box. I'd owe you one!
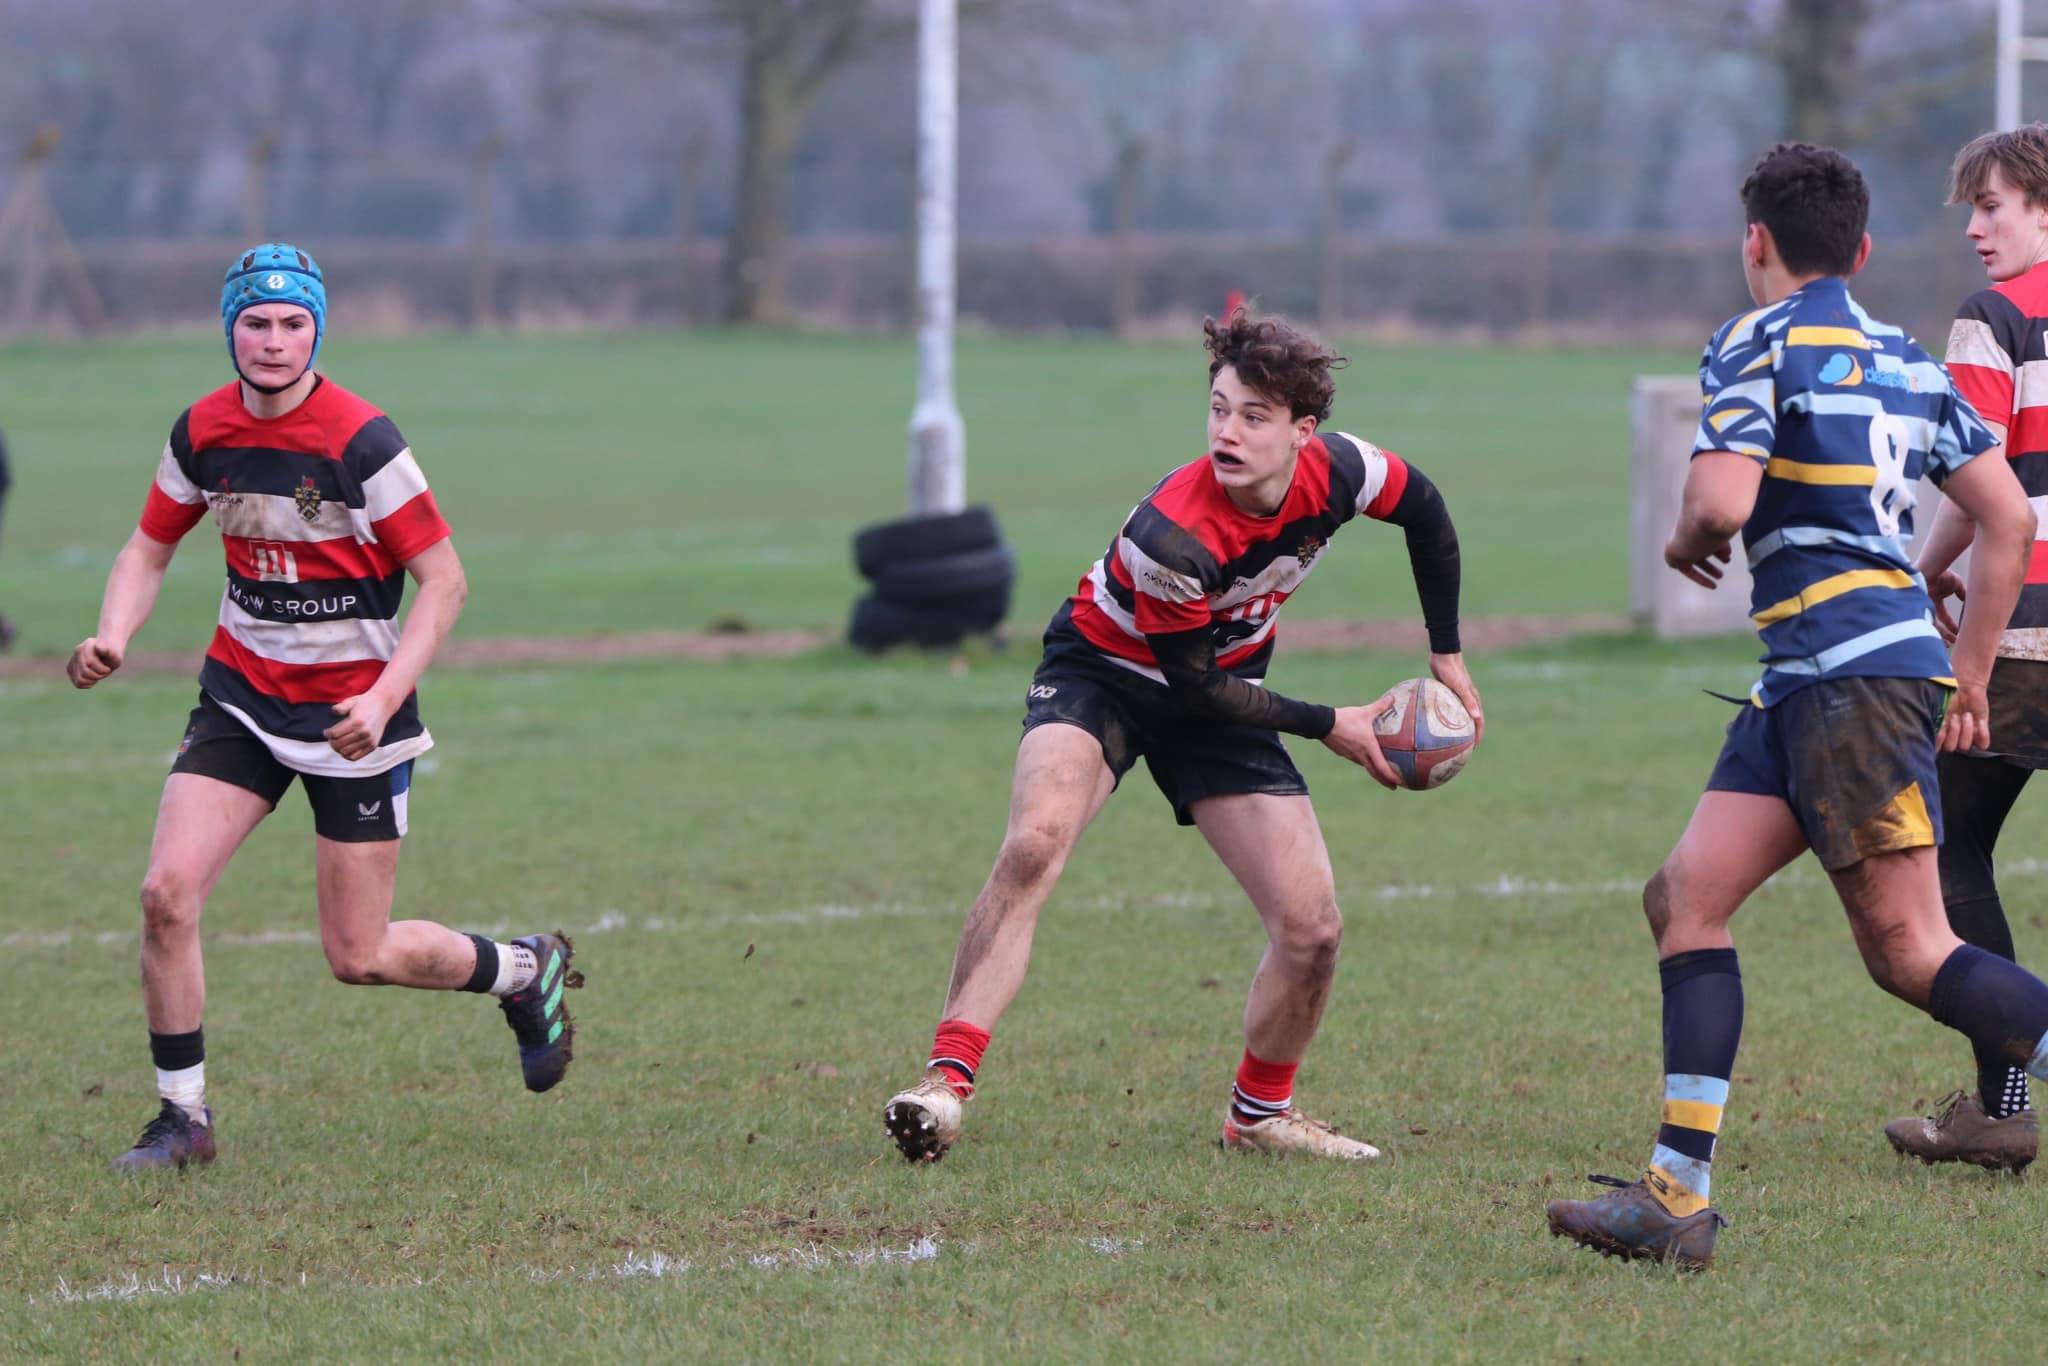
[1763,0,1991,146]
[542,0,919,323]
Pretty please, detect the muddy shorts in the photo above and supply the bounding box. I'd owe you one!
[1022,625,1308,827]
[1706,675,1946,871]
[170,692,413,843]
[1977,655,2048,769]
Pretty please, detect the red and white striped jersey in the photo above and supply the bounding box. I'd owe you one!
[1062,431,1407,682]
[1947,264,2048,659]
[137,378,451,776]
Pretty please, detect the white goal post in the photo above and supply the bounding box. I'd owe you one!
[905,0,966,516]
[1998,0,2048,131]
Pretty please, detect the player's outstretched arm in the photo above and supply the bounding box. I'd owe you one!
[1936,452,2036,752]
[1148,628,1404,789]
[325,538,467,761]
[1377,464,1464,653]
[68,529,179,689]
[1665,451,1761,588]
[1369,464,1484,741]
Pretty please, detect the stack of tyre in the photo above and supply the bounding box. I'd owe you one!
[849,505,1016,650]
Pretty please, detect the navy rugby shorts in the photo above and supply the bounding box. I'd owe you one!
[1705,674,1946,871]
[170,692,413,843]
[1021,625,1308,826]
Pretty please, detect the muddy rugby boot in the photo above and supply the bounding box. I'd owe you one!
[884,1070,965,1163]
[1885,1090,2037,1175]
[1546,1174,1726,1269]
[1223,1107,1381,1159]
[499,932,583,1093]
[109,1099,216,1173]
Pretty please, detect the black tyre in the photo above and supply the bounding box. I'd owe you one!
[848,588,1010,650]
[872,545,1016,605]
[853,506,1001,579]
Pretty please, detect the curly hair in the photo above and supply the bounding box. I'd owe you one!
[1202,310,1347,423]
[1738,142,1868,278]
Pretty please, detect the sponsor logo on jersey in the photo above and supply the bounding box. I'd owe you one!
[1818,353,1864,387]
[1027,684,1058,700]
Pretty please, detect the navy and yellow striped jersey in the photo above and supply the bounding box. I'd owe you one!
[1693,276,1997,706]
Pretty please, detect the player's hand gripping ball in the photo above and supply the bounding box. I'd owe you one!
[1372,677,1476,790]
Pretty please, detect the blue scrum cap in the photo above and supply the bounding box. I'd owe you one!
[221,243,326,364]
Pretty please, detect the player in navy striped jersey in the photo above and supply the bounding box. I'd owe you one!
[69,244,580,1173]
[883,310,1481,1164]
[1547,144,2048,1269]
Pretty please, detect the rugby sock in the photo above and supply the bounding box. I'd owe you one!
[1645,948,1742,1218]
[149,1027,207,1124]
[461,934,537,996]
[1928,945,2048,1086]
[1230,1050,1298,1126]
[1942,895,2036,1118]
[927,1019,990,1099]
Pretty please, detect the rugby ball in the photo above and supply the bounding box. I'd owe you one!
[1372,677,1475,790]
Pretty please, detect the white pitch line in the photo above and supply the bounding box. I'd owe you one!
[28,1238,947,1308]
[21,856,2041,954]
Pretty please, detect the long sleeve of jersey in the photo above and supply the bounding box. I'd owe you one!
[1379,463,1462,655]
[1147,626,1337,738]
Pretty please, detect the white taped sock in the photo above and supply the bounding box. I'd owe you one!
[157,1063,206,1124]
[490,942,539,997]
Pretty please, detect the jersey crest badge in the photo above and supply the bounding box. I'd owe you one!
[1295,535,1324,568]
[295,475,322,522]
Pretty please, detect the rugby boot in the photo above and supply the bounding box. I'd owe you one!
[883,1070,965,1163]
[1546,1174,1726,1269]
[109,1099,216,1173]
[1222,1107,1381,1160]
[1884,1090,2037,1174]
[499,932,583,1093]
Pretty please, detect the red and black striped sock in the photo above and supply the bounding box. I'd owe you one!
[1230,1050,1298,1126]
[928,1019,990,1099]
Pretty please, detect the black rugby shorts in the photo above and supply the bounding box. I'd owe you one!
[170,692,413,843]
[1021,625,1308,826]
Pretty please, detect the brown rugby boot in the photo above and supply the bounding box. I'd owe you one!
[1546,1174,1727,1270]
[1884,1090,2037,1175]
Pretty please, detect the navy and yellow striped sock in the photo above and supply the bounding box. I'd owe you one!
[1645,947,1742,1217]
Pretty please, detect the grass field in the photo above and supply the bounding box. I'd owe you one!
[0,330,1683,652]
[5,334,2048,1359]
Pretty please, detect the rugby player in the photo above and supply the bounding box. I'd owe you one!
[69,244,580,1173]
[1546,144,2048,1268]
[881,309,1481,1163]
[1885,124,2048,1172]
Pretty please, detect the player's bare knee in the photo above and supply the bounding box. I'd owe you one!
[1858,920,1941,1003]
[137,875,198,941]
[1277,901,1343,972]
[1642,867,1675,941]
[323,945,386,986]
[992,824,1070,893]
